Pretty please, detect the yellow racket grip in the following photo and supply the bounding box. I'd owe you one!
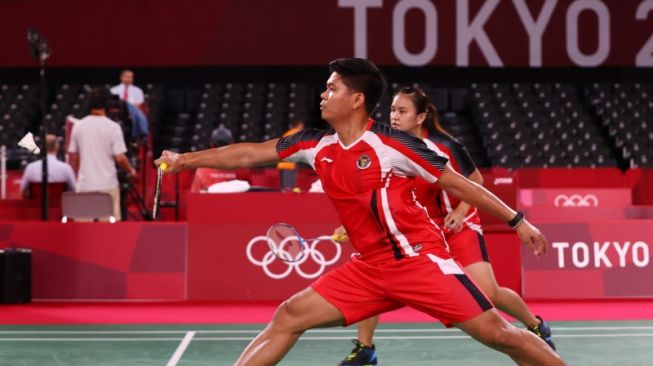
[159,163,168,171]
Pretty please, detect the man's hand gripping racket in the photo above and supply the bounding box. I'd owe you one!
[153,150,181,220]
[152,163,167,220]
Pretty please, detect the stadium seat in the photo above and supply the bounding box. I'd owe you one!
[61,192,115,222]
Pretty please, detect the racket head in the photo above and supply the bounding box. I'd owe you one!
[266,223,307,263]
[152,167,163,219]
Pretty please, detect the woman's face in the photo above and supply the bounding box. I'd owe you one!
[390,93,426,136]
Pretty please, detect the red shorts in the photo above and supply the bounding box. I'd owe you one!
[445,228,489,268]
[311,253,493,327]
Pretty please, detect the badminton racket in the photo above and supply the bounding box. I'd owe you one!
[152,163,167,219]
[266,223,346,263]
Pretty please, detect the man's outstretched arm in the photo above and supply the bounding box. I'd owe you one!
[154,138,280,173]
[437,167,513,222]
[436,166,547,256]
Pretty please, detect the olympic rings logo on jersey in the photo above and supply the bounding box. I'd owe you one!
[553,194,599,207]
[246,235,342,280]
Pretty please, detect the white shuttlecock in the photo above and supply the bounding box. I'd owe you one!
[17,132,41,155]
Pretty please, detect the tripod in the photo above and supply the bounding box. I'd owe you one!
[121,177,153,221]
[27,27,51,221]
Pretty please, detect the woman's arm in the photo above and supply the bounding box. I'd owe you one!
[443,169,483,232]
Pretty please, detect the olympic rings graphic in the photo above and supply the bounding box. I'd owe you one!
[554,194,599,207]
[246,235,342,280]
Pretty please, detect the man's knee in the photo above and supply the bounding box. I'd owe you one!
[280,297,304,319]
[269,298,308,333]
[482,325,525,351]
[272,300,296,322]
[482,286,498,303]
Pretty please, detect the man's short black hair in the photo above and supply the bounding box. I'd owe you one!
[329,58,387,116]
[89,87,110,110]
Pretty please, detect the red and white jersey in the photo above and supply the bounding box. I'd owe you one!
[277,120,450,264]
[413,132,482,233]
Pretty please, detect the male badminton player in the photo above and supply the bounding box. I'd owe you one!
[155,58,566,366]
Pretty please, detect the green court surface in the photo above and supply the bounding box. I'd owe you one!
[1,321,652,365]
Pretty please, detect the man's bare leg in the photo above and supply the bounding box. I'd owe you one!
[356,316,380,346]
[466,262,540,327]
[235,287,344,366]
[455,309,566,366]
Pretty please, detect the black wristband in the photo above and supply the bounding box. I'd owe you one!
[508,211,524,229]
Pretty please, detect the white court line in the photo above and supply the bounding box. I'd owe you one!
[2,333,653,342]
[167,331,195,366]
[2,326,653,334]
[0,338,182,341]
[537,326,653,331]
[190,333,653,341]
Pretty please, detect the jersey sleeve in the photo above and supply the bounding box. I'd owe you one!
[444,138,477,177]
[275,128,326,167]
[373,125,448,183]
[396,135,448,183]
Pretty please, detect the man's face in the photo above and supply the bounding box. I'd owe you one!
[120,71,134,85]
[320,72,358,122]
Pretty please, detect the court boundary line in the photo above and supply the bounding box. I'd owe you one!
[167,331,195,366]
[2,333,653,342]
[2,325,653,335]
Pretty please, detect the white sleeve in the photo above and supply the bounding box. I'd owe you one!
[19,165,34,192]
[283,149,314,165]
[65,164,77,191]
[111,124,128,156]
[68,125,79,153]
[133,87,144,105]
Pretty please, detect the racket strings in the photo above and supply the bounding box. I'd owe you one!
[267,224,308,262]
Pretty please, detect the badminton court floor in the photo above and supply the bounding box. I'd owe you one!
[1,320,652,365]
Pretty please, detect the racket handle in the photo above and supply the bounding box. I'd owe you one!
[159,163,168,171]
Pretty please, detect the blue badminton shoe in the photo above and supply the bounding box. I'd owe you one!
[338,339,378,366]
[529,315,556,350]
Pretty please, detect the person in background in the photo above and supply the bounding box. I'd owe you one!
[68,88,137,221]
[110,69,144,108]
[277,119,305,190]
[110,69,149,139]
[20,134,76,198]
[190,125,249,192]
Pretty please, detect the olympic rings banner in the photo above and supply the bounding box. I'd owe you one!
[3,0,653,67]
[246,235,343,280]
[521,220,653,299]
[186,193,355,301]
[518,188,637,222]
[519,189,632,208]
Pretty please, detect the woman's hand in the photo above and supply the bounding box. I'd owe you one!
[444,210,466,233]
[332,225,348,243]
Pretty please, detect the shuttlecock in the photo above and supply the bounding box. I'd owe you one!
[17,132,41,155]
